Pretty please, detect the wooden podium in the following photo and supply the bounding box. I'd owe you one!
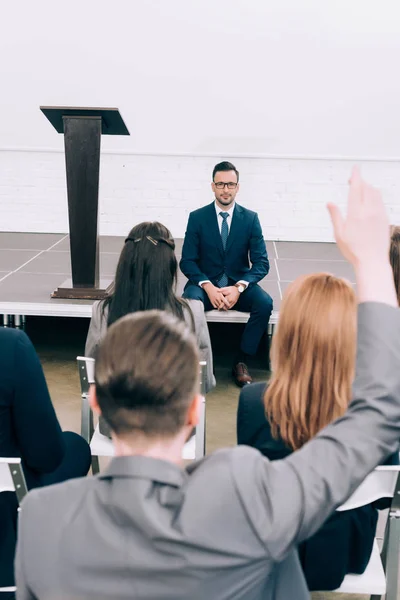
[40,106,130,299]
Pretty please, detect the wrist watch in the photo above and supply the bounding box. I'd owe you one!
[235,283,245,293]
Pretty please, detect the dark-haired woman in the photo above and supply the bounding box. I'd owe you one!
[85,222,215,395]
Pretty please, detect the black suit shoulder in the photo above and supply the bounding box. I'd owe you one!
[0,328,30,372]
[188,202,215,220]
[237,382,292,461]
[0,326,27,346]
[234,203,257,219]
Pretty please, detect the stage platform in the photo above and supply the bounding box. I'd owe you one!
[0,232,353,326]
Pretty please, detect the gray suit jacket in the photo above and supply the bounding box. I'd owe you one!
[85,299,215,393]
[16,303,400,600]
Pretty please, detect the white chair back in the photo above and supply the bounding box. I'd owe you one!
[337,465,400,512]
[85,357,95,385]
[77,355,95,392]
[0,457,28,504]
[0,462,15,494]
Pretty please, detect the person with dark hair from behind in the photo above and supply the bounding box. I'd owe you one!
[14,169,400,600]
[237,271,398,591]
[0,329,91,596]
[85,221,215,435]
[180,161,273,387]
[390,225,400,304]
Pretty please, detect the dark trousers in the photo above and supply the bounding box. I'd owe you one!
[183,282,273,356]
[0,431,91,591]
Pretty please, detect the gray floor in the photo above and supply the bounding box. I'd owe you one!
[0,233,374,599]
[0,233,354,313]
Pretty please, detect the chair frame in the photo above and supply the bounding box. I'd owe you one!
[0,457,28,594]
[78,356,100,474]
[78,357,207,474]
[195,360,207,460]
[0,457,28,505]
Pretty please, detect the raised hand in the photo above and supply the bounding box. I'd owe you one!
[327,166,397,306]
[327,166,389,267]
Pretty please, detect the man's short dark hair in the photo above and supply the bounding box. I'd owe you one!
[212,161,239,183]
[94,310,199,438]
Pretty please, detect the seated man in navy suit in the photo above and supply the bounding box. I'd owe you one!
[180,161,273,387]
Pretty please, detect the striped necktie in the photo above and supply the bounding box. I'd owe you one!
[217,212,229,287]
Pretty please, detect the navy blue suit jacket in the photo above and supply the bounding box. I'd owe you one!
[180,202,269,288]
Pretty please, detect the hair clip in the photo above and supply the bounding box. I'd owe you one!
[125,235,174,248]
[146,236,158,246]
[125,237,142,243]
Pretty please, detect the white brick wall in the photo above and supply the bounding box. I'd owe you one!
[1,149,400,242]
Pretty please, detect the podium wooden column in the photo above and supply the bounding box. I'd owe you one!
[40,106,130,299]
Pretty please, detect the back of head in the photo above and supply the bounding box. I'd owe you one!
[265,273,357,450]
[390,225,400,305]
[107,222,183,326]
[95,310,199,439]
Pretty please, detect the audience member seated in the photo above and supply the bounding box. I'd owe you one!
[237,272,398,591]
[0,328,91,592]
[14,169,400,600]
[390,225,400,303]
[85,221,215,436]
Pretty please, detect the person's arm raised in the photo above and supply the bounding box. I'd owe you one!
[327,166,397,307]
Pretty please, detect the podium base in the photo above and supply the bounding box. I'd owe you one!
[51,278,114,300]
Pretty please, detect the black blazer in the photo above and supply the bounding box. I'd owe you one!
[0,328,65,587]
[0,329,64,480]
[180,202,269,288]
[237,382,396,591]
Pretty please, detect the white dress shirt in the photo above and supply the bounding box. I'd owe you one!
[215,201,235,234]
[198,202,248,290]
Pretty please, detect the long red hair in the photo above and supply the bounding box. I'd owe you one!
[264,273,357,450]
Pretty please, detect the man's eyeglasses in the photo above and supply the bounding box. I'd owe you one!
[214,182,238,190]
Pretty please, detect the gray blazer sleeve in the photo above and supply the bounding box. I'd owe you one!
[184,300,216,393]
[85,301,108,358]
[14,511,34,600]
[234,302,400,562]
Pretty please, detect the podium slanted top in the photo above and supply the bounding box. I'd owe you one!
[40,106,130,135]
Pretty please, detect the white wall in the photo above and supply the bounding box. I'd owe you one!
[2,0,400,156]
[1,0,400,240]
[1,149,400,240]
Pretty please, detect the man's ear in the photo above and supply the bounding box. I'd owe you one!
[89,384,101,415]
[187,393,202,428]
[211,181,216,194]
